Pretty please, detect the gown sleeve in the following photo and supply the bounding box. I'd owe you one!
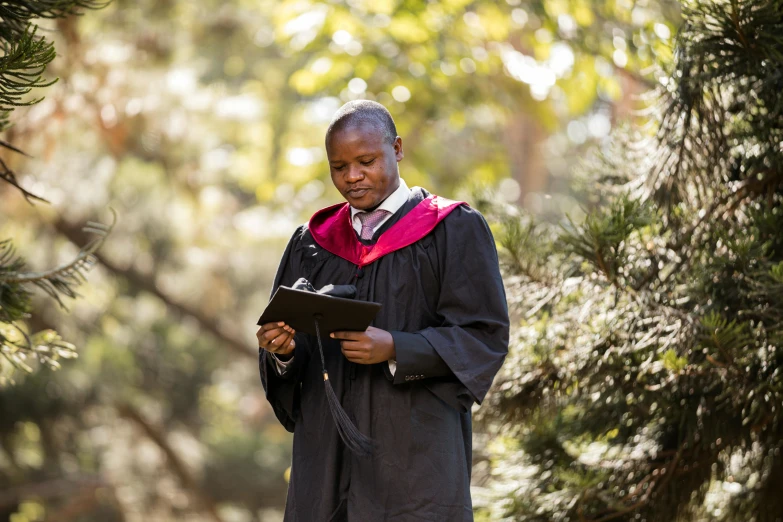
[391,206,509,411]
[259,225,312,432]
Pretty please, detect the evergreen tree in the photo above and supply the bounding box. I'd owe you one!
[479,1,783,520]
[0,1,113,381]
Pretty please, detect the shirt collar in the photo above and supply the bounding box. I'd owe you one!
[350,178,410,219]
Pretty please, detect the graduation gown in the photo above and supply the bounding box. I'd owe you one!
[259,187,509,522]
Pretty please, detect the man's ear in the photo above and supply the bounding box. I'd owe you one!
[394,136,404,161]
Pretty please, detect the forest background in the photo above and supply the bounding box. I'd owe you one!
[0,0,730,520]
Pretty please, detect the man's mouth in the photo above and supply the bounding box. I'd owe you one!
[347,188,370,197]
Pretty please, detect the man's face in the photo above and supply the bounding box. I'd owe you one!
[326,122,404,210]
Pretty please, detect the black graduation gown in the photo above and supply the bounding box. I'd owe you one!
[259,187,509,522]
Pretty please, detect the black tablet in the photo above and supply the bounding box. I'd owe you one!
[257,286,382,336]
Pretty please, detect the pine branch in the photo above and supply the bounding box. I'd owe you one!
[0,0,111,42]
[559,195,655,288]
[2,209,117,308]
[483,2,783,521]
[0,324,76,373]
[0,210,115,375]
[0,239,32,322]
[0,25,57,115]
[649,0,783,209]
[0,1,112,198]
[0,155,48,204]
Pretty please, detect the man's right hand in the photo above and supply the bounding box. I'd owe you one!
[257,322,296,359]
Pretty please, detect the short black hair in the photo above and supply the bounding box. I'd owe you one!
[325,100,398,146]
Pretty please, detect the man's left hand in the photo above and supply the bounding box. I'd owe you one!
[331,326,395,364]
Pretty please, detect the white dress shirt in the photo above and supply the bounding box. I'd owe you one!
[273,178,411,375]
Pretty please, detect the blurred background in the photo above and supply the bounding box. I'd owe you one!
[0,0,683,520]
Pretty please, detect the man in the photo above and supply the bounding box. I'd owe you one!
[257,100,508,521]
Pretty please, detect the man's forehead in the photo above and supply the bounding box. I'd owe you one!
[327,121,387,147]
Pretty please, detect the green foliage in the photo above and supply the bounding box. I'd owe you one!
[560,195,655,284]
[651,0,783,209]
[0,0,110,41]
[0,0,109,190]
[500,215,547,281]
[0,0,113,385]
[0,25,56,132]
[661,348,687,373]
[481,1,783,520]
[0,240,32,322]
[0,0,684,519]
[0,214,114,379]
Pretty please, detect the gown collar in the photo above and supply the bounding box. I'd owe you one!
[309,190,466,268]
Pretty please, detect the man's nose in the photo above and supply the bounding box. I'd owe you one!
[345,165,364,182]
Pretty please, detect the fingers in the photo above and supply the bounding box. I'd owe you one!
[270,330,290,347]
[330,330,363,341]
[257,328,295,353]
[257,324,295,342]
[271,334,296,356]
[258,327,285,344]
[260,321,284,331]
[337,327,393,364]
[342,351,365,362]
[342,351,369,361]
[265,328,288,342]
[260,322,295,334]
[340,342,371,363]
[343,354,371,363]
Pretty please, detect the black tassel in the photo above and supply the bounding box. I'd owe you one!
[314,316,373,457]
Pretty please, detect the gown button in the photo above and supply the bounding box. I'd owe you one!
[355,267,364,279]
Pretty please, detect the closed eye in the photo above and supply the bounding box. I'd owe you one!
[360,159,375,166]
